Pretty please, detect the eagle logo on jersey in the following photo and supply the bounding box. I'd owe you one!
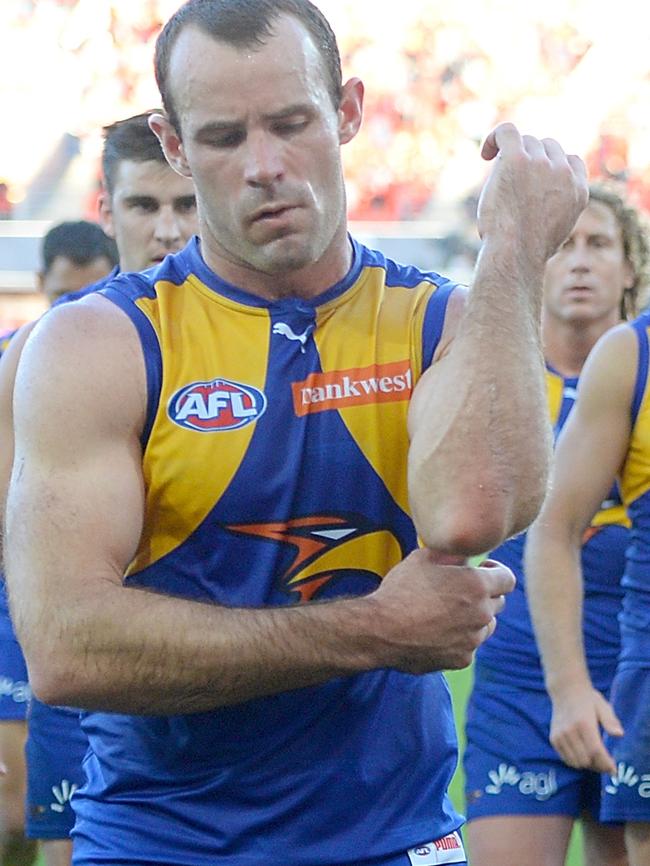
[228,515,404,602]
[168,378,267,432]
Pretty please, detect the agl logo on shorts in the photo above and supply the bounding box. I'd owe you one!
[168,378,267,432]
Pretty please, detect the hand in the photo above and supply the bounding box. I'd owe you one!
[367,549,515,672]
[549,683,623,774]
[477,122,588,270]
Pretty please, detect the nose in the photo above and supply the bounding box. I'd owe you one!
[244,131,284,187]
[567,239,591,272]
[154,206,183,248]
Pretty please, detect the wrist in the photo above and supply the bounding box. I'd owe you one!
[476,235,548,294]
[545,666,592,700]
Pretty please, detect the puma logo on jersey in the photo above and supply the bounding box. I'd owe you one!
[273,322,314,352]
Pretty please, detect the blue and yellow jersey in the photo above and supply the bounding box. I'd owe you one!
[618,312,650,668]
[477,364,628,691]
[74,237,464,864]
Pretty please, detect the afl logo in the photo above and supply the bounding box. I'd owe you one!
[168,378,267,432]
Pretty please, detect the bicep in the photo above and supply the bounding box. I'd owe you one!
[5,302,147,640]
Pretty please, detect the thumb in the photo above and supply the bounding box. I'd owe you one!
[595,692,624,738]
[480,121,521,161]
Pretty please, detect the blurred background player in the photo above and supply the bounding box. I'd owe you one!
[525,215,650,865]
[0,111,197,866]
[0,218,116,866]
[0,221,117,350]
[37,222,118,307]
[463,185,650,866]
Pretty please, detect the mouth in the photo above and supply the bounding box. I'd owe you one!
[249,204,297,225]
[150,249,182,265]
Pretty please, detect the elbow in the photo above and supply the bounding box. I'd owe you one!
[409,434,550,557]
[22,641,84,707]
[412,482,546,557]
[412,498,508,557]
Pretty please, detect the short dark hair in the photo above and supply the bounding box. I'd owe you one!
[154,0,342,135]
[41,220,118,275]
[589,184,650,318]
[102,111,167,196]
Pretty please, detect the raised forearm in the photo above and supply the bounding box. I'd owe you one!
[408,241,551,555]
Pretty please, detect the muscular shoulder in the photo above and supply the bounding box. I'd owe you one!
[14,295,147,449]
[578,322,638,408]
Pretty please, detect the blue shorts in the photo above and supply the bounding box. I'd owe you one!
[25,698,88,840]
[0,634,30,721]
[464,670,603,820]
[600,667,650,822]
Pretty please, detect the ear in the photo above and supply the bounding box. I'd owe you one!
[36,272,45,292]
[149,113,192,178]
[338,77,364,145]
[98,190,115,239]
[623,259,636,290]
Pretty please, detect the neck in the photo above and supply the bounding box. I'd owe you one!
[198,223,353,302]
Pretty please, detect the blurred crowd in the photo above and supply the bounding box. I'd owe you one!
[1,0,649,226]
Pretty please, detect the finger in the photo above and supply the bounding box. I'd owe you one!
[553,730,591,769]
[480,560,516,595]
[596,693,624,738]
[550,731,577,767]
[539,137,566,163]
[426,550,468,566]
[581,736,617,775]
[477,616,497,645]
[522,134,546,159]
[480,121,522,161]
[493,593,506,614]
[555,727,614,774]
[567,153,588,181]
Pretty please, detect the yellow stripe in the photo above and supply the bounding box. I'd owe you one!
[315,267,436,516]
[127,279,271,574]
[545,369,564,426]
[621,333,650,506]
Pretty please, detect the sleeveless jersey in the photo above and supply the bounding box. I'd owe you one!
[72,237,464,865]
[618,312,650,668]
[476,364,628,692]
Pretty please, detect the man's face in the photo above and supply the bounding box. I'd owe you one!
[158,16,362,288]
[39,255,115,304]
[100,159,197,272]
[543,201,634,324]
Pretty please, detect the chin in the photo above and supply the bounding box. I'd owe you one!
[258,239,320,274]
